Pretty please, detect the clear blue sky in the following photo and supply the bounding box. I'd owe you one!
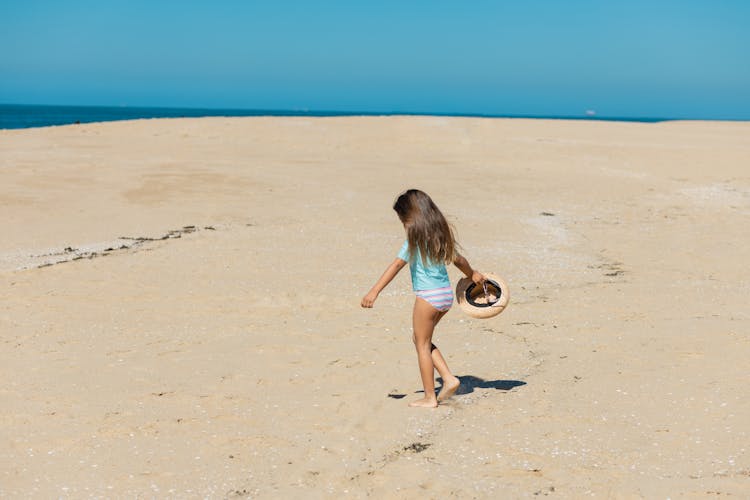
[1,1,749,119]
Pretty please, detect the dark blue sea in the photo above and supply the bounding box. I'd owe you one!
[0,103,667,130]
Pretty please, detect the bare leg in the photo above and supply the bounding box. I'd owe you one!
[432,345,461,401]
[428,311,461,401]
[410,298,440,407]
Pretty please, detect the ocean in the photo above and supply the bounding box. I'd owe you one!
[0,103,667,130]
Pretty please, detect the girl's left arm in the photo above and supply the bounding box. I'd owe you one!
[361,258,407,308]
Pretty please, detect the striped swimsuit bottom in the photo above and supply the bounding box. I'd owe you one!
[416,286,454,312]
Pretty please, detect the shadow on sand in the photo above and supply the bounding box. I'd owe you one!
[448,375,526,396]
[393,376,526,399]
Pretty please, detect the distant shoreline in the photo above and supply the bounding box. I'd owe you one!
[1,102,726,130]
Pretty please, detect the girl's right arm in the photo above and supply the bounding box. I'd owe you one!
[454,253,486,285]
[361,258,407,308]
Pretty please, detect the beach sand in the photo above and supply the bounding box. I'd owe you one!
[1,116,749,497]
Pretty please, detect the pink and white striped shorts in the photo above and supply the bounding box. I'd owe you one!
[416,286,454,312]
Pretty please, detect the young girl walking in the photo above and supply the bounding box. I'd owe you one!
[361,189,486,408]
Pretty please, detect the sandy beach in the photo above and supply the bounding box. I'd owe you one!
[1,116,749,497]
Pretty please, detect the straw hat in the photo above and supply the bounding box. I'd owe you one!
[455,273,509,319]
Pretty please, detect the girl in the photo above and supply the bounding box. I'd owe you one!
[361,189,486,408]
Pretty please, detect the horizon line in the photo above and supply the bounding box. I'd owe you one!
[2,101,749,125]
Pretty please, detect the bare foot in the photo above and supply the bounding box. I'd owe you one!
[409,397,438,408]
[437,376,460,401]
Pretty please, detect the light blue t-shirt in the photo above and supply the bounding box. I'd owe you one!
[397,241,451,291]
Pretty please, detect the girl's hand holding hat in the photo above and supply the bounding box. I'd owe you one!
[471,271,486,285]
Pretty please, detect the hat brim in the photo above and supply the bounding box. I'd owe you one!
[455,272,509,319]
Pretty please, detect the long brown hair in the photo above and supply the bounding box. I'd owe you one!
[393,189,457,264]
